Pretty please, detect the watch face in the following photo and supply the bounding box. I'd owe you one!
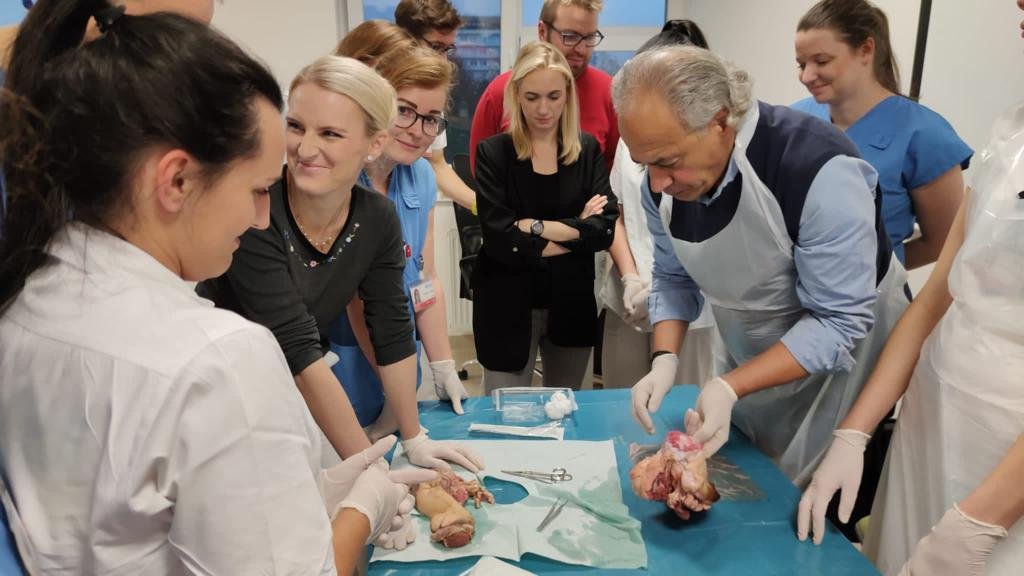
[531,220,544,235]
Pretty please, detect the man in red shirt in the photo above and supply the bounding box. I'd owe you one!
[469,0,617,172]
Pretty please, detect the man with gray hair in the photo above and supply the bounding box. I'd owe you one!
[617,46,909,495]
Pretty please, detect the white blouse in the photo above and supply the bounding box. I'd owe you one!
[0,224,335,575]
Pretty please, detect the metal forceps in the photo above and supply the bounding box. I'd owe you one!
[536,498,568,532]
[500,467,573,484]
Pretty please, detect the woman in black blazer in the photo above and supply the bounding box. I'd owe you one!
[473,41,618,393]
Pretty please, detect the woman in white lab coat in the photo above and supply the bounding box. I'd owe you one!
[0,1,430,573]
[797,3,1024,574]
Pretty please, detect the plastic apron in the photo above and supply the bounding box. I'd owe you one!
[658,128,908,488]
[864,103,1024,576]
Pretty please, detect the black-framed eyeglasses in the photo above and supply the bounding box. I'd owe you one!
[428,41,457,59]
[543,22,604,47]
[395,105,448,137]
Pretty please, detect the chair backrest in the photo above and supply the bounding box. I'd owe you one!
[451,154,483,301]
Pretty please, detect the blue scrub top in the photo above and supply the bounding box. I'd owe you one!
[327,158,437,425]
[791,95,972,263]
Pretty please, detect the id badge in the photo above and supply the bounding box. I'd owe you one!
[410,277,437,312]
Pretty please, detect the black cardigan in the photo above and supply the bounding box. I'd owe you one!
[472,132,618,372]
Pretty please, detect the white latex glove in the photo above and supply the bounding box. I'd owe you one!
[402,430,485,473]
[321,435,399,519]
[897,504,1008,576]
[430,359,468,415]
[797,429,871,544]
[372,468,437,551]
[690,376,738,458]
[621,273,645,317]
[631,353,679,434]
[621,274,651,330]
[322,436,438,546]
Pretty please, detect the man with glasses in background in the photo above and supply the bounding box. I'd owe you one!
[394,0,480,212]
[469,0,618,172]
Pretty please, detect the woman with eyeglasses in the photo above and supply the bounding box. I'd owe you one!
[198,49,483,485]
[328,44,476,430]
[473,41,617,392]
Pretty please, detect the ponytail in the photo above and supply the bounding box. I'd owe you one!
[0,0,284,312]
[0,0,108,312]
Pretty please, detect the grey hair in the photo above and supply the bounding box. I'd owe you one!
[612,45,753,132]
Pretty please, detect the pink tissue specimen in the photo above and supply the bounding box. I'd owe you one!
[630,430,721,520]
[414,472,495,548]
[436,471,494,508]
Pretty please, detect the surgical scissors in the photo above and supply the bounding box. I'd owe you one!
[500,467,573,484]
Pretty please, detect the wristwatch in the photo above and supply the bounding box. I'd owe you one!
[530,219,544,236]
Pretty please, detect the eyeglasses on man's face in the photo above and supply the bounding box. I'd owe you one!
[428,41,457,59]
[395,105,448,137]
[544,22,604,47]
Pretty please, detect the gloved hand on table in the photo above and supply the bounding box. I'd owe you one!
[322,435,438,547]
[402,430,485,473]
[897,504,1008,576]
[621,273,651,329]
[797,429,871,544]
[688,376,738,458]
[631,352,679,434]
[430,359,468,415]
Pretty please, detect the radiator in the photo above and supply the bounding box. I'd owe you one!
[445,224,474,336]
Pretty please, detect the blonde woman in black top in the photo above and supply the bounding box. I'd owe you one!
[473,41,618,393]
[200,56,482,484]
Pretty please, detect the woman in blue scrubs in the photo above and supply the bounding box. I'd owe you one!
[793,0,971,270]
[329,42,470,432]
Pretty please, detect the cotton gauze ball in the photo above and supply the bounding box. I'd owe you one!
[545,401,569,420]
[544,391,573,420]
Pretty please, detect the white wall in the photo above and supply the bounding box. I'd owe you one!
[212,0,341,90]
[920,0,1024,155]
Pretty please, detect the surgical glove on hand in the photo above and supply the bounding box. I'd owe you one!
[621,274,651,329]
[631,353,679,434]
[430,359,468,415]
[339,463,411,545]
[627,286,651,325]
[373,468,438,551]
[402,430,485,473]
[322,435,399,519]
[621,274,645,315]
[690,377,738,458]
[897,504,1008,576]
[797,429,871,544]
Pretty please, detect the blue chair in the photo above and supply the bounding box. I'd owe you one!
[0,494,27,575]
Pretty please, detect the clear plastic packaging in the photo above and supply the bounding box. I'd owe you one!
[491,387,578,424]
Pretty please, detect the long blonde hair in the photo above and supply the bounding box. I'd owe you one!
[504,41,581,164]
